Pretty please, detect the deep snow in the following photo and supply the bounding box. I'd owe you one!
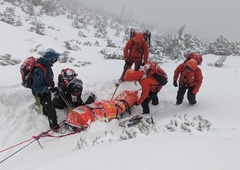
[0,5,240,170]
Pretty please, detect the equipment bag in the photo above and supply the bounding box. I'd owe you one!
[20,56,46,89]
[145,61,168,86]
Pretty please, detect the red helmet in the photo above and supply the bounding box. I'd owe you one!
[186,52,203,65]
[61,68,78,81]
[185,59,198,71]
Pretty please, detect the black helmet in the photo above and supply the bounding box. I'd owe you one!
[68,78,83,96]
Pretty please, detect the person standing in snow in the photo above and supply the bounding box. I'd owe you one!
[123,33,149,71]
[123,62,167,114]
[32,48,60,131]
[52,68,96,109]
[173,58,203,105]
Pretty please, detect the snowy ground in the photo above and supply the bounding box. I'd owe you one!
[0,7,240,170]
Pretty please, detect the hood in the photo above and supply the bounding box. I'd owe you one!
[38,48,60,67]
[124,69,144,82]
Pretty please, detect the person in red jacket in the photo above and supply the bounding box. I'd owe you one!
[123,33,149,71]
[173,59,203,105]
[123,65,165,114]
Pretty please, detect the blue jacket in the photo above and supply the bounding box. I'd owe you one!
[32,55,57,95]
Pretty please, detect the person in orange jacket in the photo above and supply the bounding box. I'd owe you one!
[173,58,203,105]
[123,33,149,71]
[123,63,166,114]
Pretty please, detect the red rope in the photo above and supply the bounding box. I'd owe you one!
[0,120,79,154]
[0,138,34,153]
[41,131,79,138]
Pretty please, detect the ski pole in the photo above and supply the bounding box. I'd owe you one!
[111,80,122,100]
[111,63,129,100]
[0,135,43,164]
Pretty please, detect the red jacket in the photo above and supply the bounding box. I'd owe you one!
[124,69,162,105]
[173,63,203,94]
[124,39,149,65]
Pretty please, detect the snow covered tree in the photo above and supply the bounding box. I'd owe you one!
[0,7,22,26]
[208,36,232,56]
[207,56,226,68]
[94,18,108,38]
[29,18,45,35]
[72,17,87,29]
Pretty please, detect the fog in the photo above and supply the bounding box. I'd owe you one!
[79,0,240,42]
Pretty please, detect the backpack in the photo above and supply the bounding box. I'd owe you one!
[130,28,151,47]
[20,56,47,89]
[144,61,168,86]
[185,52,203,65]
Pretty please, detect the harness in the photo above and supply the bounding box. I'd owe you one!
[179,66,198,87]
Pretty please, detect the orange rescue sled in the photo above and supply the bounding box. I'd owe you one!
[65,90,138,131]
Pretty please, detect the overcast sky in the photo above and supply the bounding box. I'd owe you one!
[79,0,240,42]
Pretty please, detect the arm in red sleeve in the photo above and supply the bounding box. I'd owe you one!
[192,68,203,94]
[173,63,184,81]
[124,40,132,61]
[143,42,149,64]
[136,79,150,105]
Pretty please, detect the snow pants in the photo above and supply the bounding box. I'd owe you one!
[38,93,58,129]
[141,91,159,114]
[176,86,196,105]
[125,59,142,71]
[53,93,95,109]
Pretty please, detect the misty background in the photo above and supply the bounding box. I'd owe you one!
[79,0,240,42]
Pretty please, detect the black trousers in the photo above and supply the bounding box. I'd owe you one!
[53,93,95,109]
[176,86,196,105]
[53,93,66,109]
[38,93,58,129]
[141,92,159,114]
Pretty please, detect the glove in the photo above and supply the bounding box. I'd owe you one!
[124,60,131,70]
[50,87,59,93]
[90,92,97,100]
[125,60,132,66]
[125,60,132,67]
[34,96,41,108]
[173,80,178,87]
[141,62,144,66]
[135,102,139,106]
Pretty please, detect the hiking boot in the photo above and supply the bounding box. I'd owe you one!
[51,124,60,132]
[142,112,150,115]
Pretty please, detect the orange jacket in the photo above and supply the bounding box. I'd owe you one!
[124,39,149,65]
[173,63,203,94]
[124,69,162,105]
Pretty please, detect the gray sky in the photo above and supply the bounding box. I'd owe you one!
[79,0,240,41]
